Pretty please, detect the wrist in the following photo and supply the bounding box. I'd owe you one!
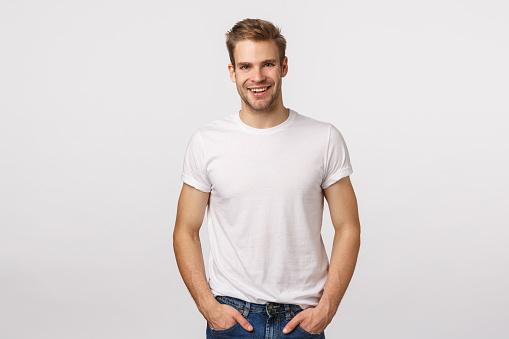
[315,297,339,320]
[198,295,220,320]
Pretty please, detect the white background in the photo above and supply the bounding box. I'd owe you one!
[1,0,508,338]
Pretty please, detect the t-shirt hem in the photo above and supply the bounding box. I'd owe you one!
[181,173,211,192]
[321,166,353,189]
[210,288,320,309]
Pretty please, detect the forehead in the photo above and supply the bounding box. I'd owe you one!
[233,40,279,65]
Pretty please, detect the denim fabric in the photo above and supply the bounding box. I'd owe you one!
[206,296,325,339]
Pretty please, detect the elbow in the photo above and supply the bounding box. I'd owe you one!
[334,223,361,250]
[335,221,360,237]
[173,222,200,246]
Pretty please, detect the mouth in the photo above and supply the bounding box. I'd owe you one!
[248,86,271,97]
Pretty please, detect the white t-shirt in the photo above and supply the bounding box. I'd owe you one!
[181,109,353,308]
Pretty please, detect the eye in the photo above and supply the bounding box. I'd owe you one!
[240,65,249,70]
[265,63,274,67]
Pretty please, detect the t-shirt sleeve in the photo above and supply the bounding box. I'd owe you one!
[321,124,353,189]
[181,130,212,192]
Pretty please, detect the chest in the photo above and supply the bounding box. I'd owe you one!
[206,135,325,200]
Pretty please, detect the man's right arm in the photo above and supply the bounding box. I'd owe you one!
[173,183,253,331]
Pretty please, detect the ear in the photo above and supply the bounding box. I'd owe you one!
[228,64,236,83]
[281,56,288,78]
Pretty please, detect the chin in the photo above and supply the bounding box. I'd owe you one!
[249,101,271,112]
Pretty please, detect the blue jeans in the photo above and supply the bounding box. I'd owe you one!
[206,296,325,338]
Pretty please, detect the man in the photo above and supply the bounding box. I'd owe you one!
[173,18,360,338]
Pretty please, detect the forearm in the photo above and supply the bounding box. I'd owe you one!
[173,228,217,317]
[317,226,361,317]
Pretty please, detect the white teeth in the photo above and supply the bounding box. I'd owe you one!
[251,87,268,93]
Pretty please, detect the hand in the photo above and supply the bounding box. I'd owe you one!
[283,306,330,334]
[206,302,253,332]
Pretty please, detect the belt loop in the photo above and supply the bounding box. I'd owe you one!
[243,302,250,317]
[284,303,291,320]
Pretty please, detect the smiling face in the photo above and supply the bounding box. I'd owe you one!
[228,39,288,113]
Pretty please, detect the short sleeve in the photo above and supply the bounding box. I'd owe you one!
[181,130,212,192]
[321,124,353,189]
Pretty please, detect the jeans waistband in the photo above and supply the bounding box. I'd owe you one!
[216,295,302,319]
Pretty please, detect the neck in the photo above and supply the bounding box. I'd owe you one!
[239,102,289,129]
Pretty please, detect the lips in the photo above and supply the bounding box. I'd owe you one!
[248,86,271,96]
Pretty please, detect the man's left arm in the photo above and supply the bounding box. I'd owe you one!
[283,176,361,334]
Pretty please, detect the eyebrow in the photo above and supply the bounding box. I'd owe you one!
[261,59,277,64]
[236,59,278,68]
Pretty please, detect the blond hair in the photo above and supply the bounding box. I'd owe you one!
[226,18,287,68]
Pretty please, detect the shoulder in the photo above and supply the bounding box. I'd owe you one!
[195,113,238,136]
[291,110,338,136]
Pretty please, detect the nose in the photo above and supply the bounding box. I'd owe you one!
[251,66,265,83]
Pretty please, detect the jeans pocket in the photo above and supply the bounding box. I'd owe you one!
[208,321,240,333]
[297,324,324,336]
[208,297,244,333]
